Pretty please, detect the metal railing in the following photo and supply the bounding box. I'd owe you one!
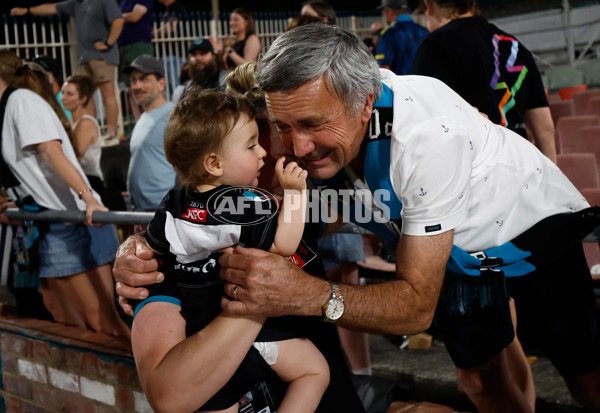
[4,208,153,226]
[4,208,600,243]
[2,208,367,234]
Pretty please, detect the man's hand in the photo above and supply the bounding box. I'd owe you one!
[94,41,109,51]
[0,202,20,225]
[113,233,163,316]
[10,8,27,16]
[209,36,223,54]
[219,246,328,318]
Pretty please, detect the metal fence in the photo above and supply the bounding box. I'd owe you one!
[1,11,381,136]
[5,208,600,243]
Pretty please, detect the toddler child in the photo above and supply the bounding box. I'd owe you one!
[135,87,330,412]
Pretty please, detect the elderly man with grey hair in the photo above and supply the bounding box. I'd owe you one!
[114,24,600,412]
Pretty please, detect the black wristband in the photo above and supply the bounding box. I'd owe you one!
[27,7,31,14]
[105,41,113,48]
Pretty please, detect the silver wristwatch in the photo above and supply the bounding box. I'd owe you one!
[322,282,344,322]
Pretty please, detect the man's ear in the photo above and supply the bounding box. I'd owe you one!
[158,77,167,93]
[425,0,434,16]
[360,93,375,124]
[204,153,223,177]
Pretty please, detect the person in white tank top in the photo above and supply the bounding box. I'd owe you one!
[61,75,105,199]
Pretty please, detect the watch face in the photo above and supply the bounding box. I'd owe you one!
[326,298,344,320]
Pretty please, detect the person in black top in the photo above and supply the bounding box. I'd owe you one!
[153,0,187,38]
[222,8,261,70]
[411,1,562,412]
[413,0,556,162]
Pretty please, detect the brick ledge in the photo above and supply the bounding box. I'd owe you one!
[0,315,132,361]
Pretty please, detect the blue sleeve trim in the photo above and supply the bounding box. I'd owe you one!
[373,83,394,108]
[133,295,181,319]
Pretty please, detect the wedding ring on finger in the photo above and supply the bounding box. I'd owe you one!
[232,285,238,300]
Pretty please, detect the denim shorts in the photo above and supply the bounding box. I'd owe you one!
[39,222,119,278]
[317,233,365,272]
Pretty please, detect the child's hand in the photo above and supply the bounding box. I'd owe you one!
[275,157,308,191]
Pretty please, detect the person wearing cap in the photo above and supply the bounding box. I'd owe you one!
[374,0,428,75]
[124,55,177,212]
[187,38,228,90]
[172,38,228,102]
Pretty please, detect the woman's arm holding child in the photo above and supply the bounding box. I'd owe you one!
[131,243,267,411]
[132,302,265,412]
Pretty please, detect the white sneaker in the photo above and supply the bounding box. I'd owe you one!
[101,135,120,147]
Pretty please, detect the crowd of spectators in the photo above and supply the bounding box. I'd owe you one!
[2,2,264,337]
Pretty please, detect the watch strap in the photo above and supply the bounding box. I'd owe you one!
[330,281,343,301]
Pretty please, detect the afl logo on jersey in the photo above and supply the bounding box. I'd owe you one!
[207,186,279,226]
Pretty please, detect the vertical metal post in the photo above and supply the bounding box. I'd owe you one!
[166,19,175,101]
[32,19,39,56]
[67,17,78,81]
[115,69,124,139]
[153,14,160,57]
[40,18,48,56]
[55,16,67,78]
[3,16,10,51]
[563,0,575,67]
[210,0,220,40]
